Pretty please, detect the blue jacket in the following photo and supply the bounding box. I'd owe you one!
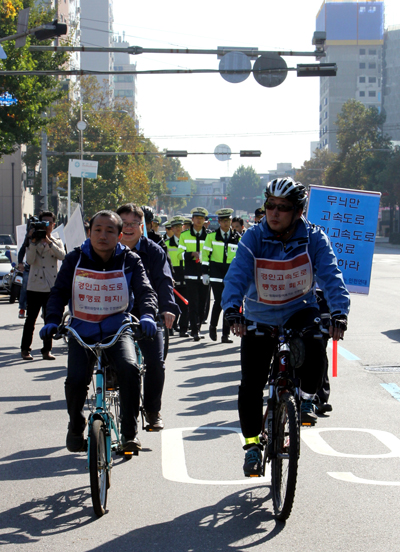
[45,239,158,341]
[132,236,180,317]
[221,216,350,326]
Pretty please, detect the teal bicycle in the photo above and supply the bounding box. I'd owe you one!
[55,317,147,517]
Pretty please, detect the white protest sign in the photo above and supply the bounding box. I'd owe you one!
[306,185,381,294]
[16,224,27,259]
[64,206,86,252]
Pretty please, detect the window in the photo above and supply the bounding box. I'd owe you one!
[369,49,377,55]
[359,91,365,97]
[114,90,133,97]
[324,111,328,119]
[359,76,366,83]
[369,63,376,69]
[324,97,328,106]
[368,91,376,97]
[359,63,366,69]
[359,48,366,55]
[114,74,134,83]
[369,77,376,83]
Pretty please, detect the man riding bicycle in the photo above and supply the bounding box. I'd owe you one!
[221,178,350,477]
[40,210,158,453]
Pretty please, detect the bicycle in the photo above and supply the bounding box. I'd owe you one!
[248,317,327,521]
[54,317,148,517]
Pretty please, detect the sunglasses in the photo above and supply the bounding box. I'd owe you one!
[265,202,295,212]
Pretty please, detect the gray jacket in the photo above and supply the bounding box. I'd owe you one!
[26,237,65,292]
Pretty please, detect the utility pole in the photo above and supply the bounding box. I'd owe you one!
[41,130,48,210]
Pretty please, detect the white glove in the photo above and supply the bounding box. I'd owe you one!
[202,274,210,285]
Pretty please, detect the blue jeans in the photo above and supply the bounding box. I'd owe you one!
[65,332,140,438]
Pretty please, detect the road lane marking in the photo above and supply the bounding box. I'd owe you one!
[162,427,271,485]
[381,383,400,402]
[327,342,360,361]
[301,427,400,458]
[328,472,400,486]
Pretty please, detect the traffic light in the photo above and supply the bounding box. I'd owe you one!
[240,150,262,157]
[34,20,67,41]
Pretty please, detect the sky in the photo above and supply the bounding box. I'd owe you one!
[111,0,400,180]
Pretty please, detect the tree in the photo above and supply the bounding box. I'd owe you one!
[24,77,191,217]
[295,148,336,188]
[0,0,70,157]
[324,99,391,190]
[227,165,262,213]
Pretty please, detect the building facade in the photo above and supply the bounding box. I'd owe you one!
[316,0,384,152]
[382,25,400,141]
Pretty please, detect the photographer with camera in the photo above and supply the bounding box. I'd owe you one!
[20,211,65,361]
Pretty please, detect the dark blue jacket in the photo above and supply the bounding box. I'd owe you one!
[132,236,180,317]
[45,239,158,341]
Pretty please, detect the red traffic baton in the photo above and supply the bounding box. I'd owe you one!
[174,288,189,305]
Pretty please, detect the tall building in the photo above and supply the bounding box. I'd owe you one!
[80,0,114,103]
[113,35,138,120]
[316,0,384,151]
[382,25,400,141]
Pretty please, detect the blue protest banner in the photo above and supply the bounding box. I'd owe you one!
[306,185,381,294]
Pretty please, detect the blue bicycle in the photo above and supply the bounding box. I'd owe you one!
[55,318,146,517]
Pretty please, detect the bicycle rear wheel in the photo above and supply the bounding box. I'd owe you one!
[271,392,299,521]
[89,419,108,517]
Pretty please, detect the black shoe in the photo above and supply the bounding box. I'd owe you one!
[314,401,333,415]
[221,335,233,344]
[145,411,164,431]
[66,427,86,453]
[243,445,263,477]
[121,434,142,452]
[179,332,189,337]
[193,334,201,342]
[209,325,217,341]
[169,328,175,336]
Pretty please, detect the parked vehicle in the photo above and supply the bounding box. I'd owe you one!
[3,263,24,303]
[0,251,12,296]
[0,234,16,246]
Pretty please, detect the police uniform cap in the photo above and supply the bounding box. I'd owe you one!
[255,206,265,216]
[183,217,192,225]
[191,207,208,218]
[170,216,185,227]
[153,215,162,224]
[165,220,172,229]
[216,208,234,219]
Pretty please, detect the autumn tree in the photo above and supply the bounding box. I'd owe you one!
[0,0,70,157]
[295,148,336,188]
[227,165,262,212]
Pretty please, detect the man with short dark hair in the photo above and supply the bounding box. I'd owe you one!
[116,203,179,431]
[20,211,65,361]
[232,216,245,235]
[41,210,158,453]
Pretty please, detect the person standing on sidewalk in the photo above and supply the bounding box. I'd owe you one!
[202,208,241,344]
[20,211,65,361]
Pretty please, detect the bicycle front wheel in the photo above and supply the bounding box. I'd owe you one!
[89,419,108,517]
[271,392,299,521]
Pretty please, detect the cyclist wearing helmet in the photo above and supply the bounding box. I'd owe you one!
[221,177,350,477]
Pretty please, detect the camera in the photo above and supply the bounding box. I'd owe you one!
[31,220,49,241]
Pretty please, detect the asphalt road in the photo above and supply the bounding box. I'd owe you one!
[1,242,400,551]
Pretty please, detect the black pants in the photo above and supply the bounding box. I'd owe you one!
[139,326,165,413]
[238,308,326,439]
[174,284,188,333]
[65,333,140,438]
[185,279,209,335]
[21,290,52,353]
[210,281,230,337]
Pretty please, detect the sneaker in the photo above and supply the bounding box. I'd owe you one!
[243,445,263,477]
[18,309,25,319]
[145,411,164,431]
[221,335,233,344]
[209,325,217,341]
[121,434,142,452]
[301,399,318,425]
[66,427,86,453]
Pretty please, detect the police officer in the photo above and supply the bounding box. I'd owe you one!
[202,208,241,343]
[164,220,174,240]
[254,206,265,224]
[165,216,189,337]
[182,217,192,231]
[177,207,209,341]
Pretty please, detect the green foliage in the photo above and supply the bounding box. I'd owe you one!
[227,165,262,213]
[0,0,70,156]
[295,148,336,188]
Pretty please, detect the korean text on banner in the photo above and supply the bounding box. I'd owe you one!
[306,185,381,294]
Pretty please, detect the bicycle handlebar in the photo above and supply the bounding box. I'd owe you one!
[247,318,328,339]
